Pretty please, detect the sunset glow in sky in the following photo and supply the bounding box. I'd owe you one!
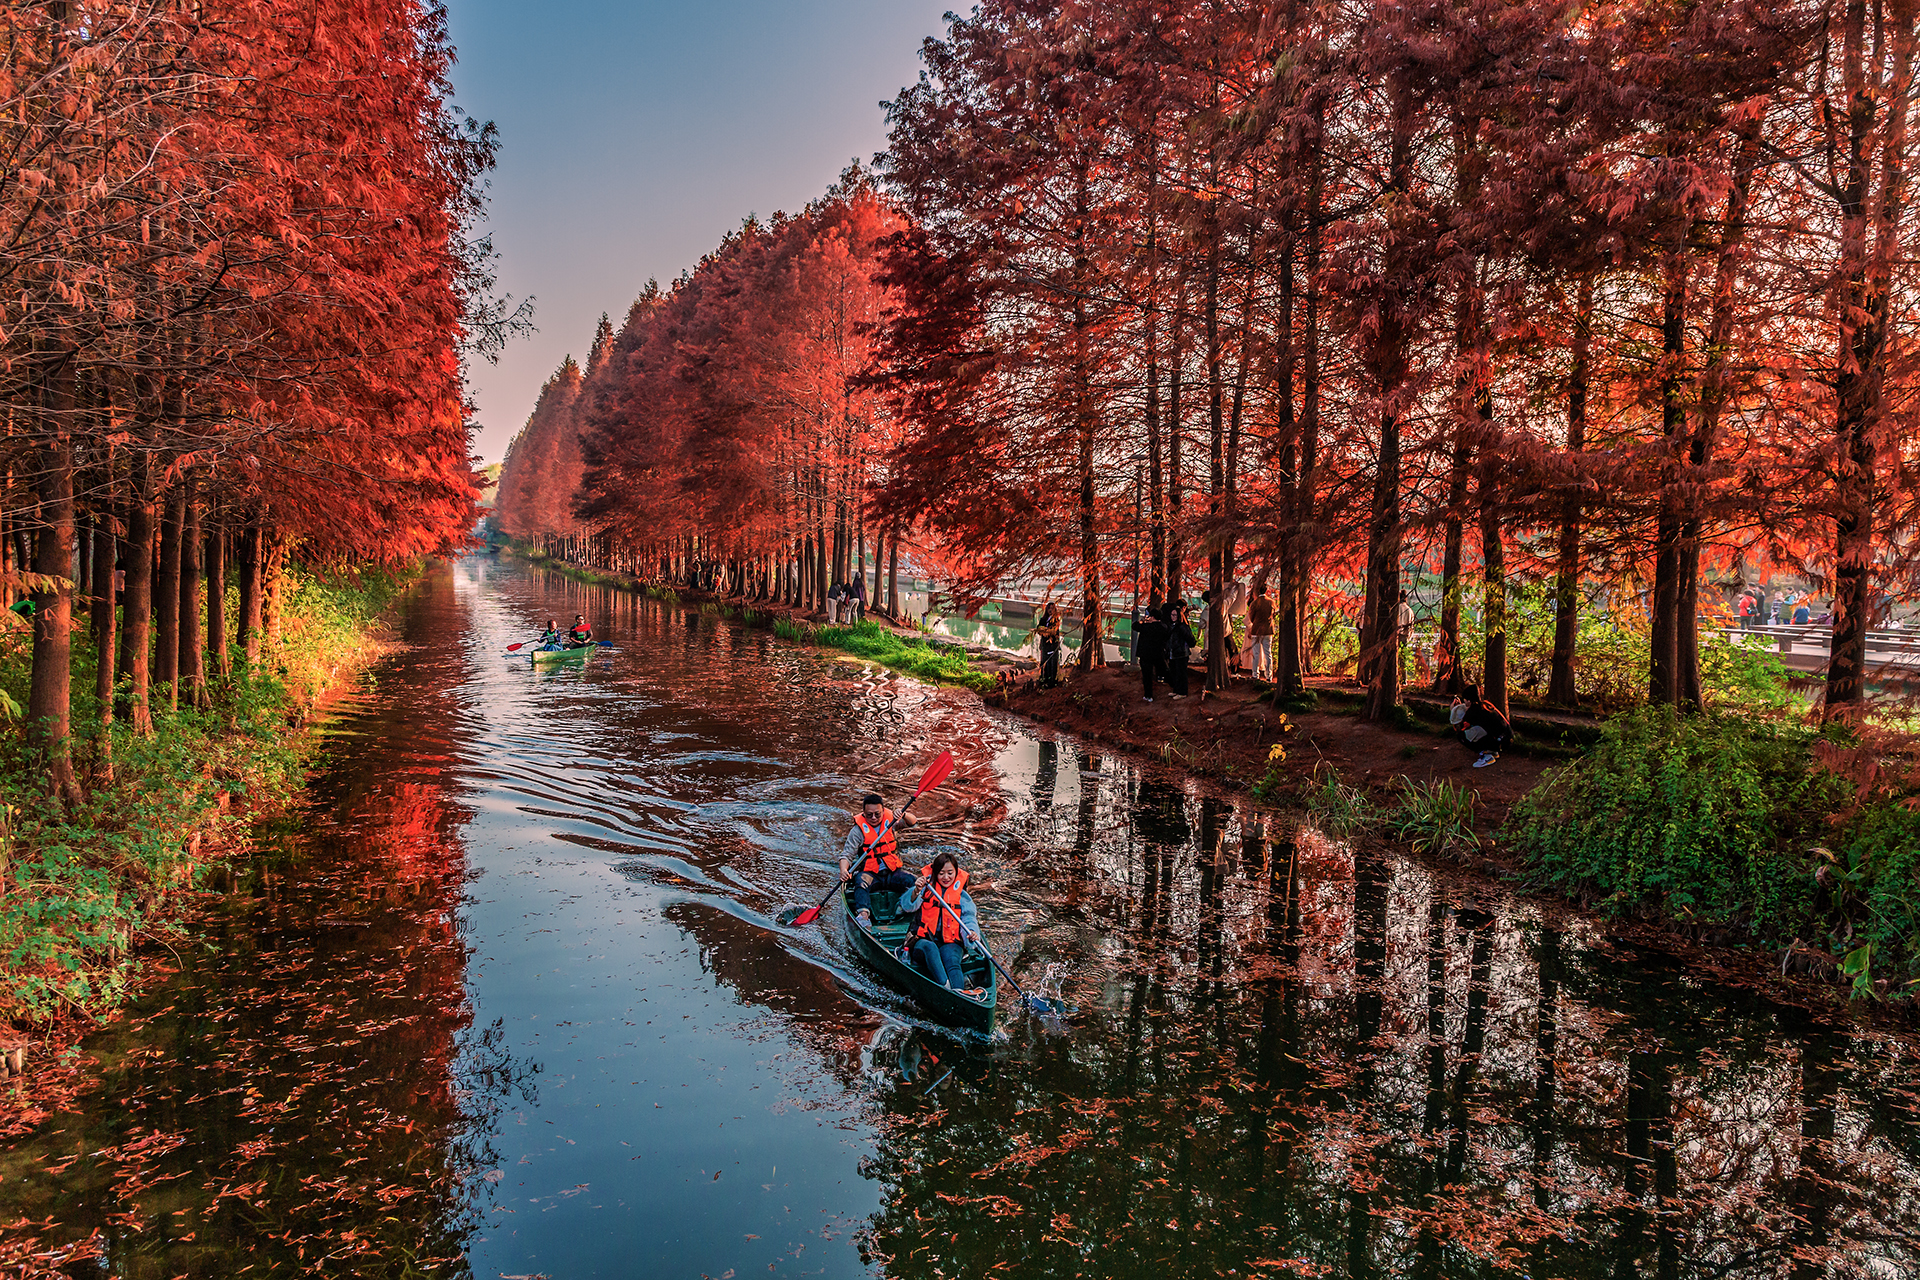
[444,0,953,463]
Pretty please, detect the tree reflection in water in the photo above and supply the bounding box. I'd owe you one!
[859,756,1920,1280]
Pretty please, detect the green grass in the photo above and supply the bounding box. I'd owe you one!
[1305,768,1377,839]
[1389,777,1480,856]
[775,617,996,692]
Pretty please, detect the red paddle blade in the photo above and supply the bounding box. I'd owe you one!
[788,905,822,926]
[914,750,955,799]
[505,642,526,651]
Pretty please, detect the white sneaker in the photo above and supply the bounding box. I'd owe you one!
[856,909,872,927]
[1472,752,1498,769]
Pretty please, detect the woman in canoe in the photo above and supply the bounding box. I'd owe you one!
[900,852,984,994]
[538,619,562,649]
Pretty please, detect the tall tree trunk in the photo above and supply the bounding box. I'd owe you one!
[1824,0,1913,718]
[1549,277,1593,706]
[1648,248,1688,708]
[1480,452,1508,716]
[206,521,227,679]
[1296,153,1323,678]
[90,507,116,733]
[887,526,901,618]
[262,530,286,650]
[179,479,204,708]
[1363,105,1415,722]
[121,466,154,736]
[1275,215,1302,695]
[1438,439,1471,693]
[29,424,84,808]
[154,486,183,709]
[1166,280,1188,599]
[1145,144,1165,603]
[238,515,263,666]
[1204,192,1229,691]
[1679,122,1762,711]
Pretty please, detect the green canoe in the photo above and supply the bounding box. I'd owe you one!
[843,880,997,1034]
[529,644,593,665]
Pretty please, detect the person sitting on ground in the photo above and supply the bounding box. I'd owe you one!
[900,852,982,994]
[838,791,917,927]
[1449,683,1513,769]
[568,614,593,647]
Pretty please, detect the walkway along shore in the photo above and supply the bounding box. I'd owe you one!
[520,550,1903,1022]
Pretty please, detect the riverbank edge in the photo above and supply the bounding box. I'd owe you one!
[987,663,1902,1022]
[0,564,427,1138]
[509,550,1884,1018]
[508,547,1024,693]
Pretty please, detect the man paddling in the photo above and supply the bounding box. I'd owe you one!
[568,614,594,647]
[839,791,917,927]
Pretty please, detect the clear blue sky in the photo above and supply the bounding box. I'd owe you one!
[443,0,955,464]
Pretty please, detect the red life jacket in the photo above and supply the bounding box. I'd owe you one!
[854,810,901,874]
[915,866,970,944]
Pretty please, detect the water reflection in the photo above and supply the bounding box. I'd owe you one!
[0,560,1915,1279]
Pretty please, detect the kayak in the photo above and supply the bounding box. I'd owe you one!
[529,644,593,664]
[843,877,997,1034]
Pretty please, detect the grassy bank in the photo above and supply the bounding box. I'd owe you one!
[513,549,999,693]
[1507,707,1920,999]
[773,617,997,693]
[0,564,414,1023]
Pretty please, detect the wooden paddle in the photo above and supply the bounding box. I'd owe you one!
[780,750,954,928]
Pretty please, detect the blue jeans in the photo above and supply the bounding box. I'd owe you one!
[851,868,916,917]
[912,937,969,988]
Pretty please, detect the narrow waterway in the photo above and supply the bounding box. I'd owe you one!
[3,559,1917,1279]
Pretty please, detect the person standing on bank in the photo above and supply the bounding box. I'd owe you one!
[1164,598,1195,697]
[899,852,983,993]
[839,791,918,927]
[851,572,867,623]
[1035,602,1062,688]
[1248,584,1274,682]
[1137,594,1167,700]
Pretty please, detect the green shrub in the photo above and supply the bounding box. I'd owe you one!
[1508,707,1833,926]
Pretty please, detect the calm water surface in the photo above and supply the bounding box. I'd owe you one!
[2,559,1918,1278]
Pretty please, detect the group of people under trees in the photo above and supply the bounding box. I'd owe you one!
[826,577,868,625]
[1124,580,1510,766]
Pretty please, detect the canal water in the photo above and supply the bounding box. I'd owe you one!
[2,559,1917,1279]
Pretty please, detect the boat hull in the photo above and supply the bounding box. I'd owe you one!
[529,645,593,664]
[843,881,996,1033]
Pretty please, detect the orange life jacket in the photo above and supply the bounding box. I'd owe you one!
[854,809,902,874]
[915,865,970,944]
